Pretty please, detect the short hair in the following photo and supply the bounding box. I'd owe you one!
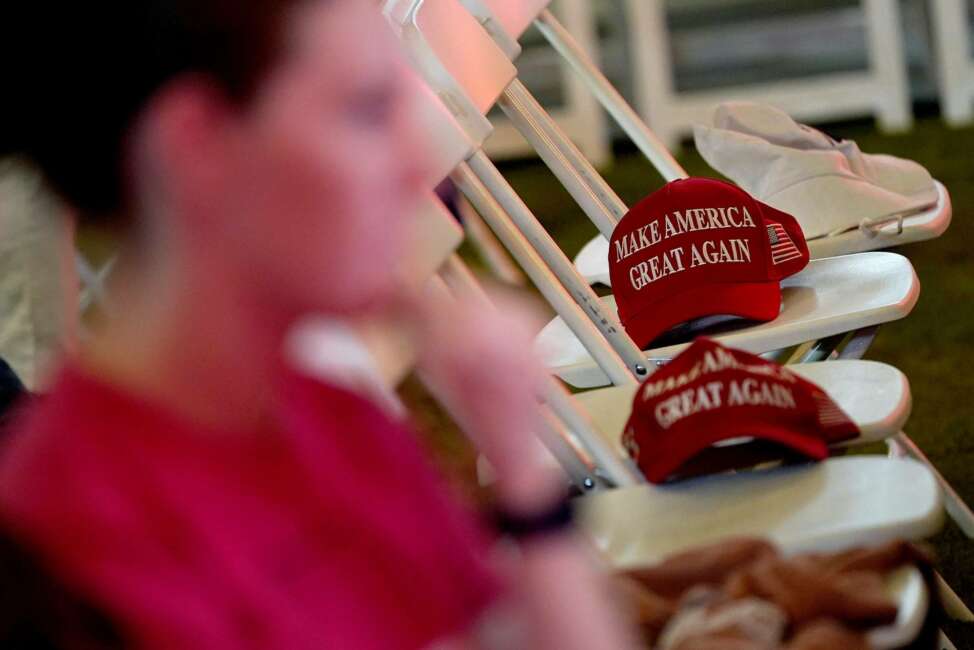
[0,0,307,223]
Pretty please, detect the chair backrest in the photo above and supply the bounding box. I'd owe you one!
[406,195,465,288]
[479,0,550,40]
[455,0,522,59]
[411,80,485,182]
[393,0,632,237]
[389,0,516,115]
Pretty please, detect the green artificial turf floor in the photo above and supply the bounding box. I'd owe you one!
[418,114,974,642]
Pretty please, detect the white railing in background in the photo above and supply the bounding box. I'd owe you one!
[484,0,915,158]
[931,0,974,126]
[625,0,913,148]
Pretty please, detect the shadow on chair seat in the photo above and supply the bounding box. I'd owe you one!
[577,456,943,568]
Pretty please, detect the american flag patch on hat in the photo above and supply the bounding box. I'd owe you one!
[767,223,803,265]
[811,391,854,427]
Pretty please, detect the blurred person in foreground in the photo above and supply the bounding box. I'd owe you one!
[0,1,637,648]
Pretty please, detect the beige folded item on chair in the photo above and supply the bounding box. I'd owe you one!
[616,538,936,649]
[693,125,936,240]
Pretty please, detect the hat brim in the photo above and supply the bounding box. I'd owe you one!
[639,421,830,484]
[621,281,782,350]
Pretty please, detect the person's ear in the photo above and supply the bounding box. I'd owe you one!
[127,76,238,215]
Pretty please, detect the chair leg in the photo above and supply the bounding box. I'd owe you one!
[836,325,880,360]
[893,432,974,539]
[863,0,912,132]
[497,80,626,237]
[438,255,645,488]
[787,334,846,364]
[502,79,628,221]
[455,158,649,380]
[534,8,687,182]
[886,435,908,459]
[935,572,974,622]
[836,326,974,539]
[457,195,526,286]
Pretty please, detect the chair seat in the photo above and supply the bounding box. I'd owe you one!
[807,180,952,258]
[574,182,951,285]
[572,359,910,454]
[576,456,943,568]
[538,251,919,388]
[392,0,516,115]
[409,195,465,285]
[573,233,613,286]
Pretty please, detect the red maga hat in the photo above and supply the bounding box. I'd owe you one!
[609,178,809,349]
[622,338,859,484]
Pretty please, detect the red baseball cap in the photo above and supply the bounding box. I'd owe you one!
[621,338,859,484]
[609,178,810,349]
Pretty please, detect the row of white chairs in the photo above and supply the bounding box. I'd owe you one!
[367,0,972,647]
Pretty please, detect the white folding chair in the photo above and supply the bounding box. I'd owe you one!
[476,0,610,163]
[453,193,526,286]
[622,0,913,149]
[391,0,960,461]
[931,0,974,126]
[75,252,116,342]
[392,0,932,391]
[463,0,685,180]
[546,244,974,543]
[802,182,952,258]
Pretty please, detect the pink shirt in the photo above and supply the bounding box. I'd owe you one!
[0,365,499,649]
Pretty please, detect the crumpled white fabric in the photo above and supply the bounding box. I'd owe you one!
[0,158,77,390]
[712,102,938,204]
[694,121,936,240]
[658,587,787,650]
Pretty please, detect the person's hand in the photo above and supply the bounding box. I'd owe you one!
[412,282,562,510]
[415,283,545,413]
[409,281,642,650]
